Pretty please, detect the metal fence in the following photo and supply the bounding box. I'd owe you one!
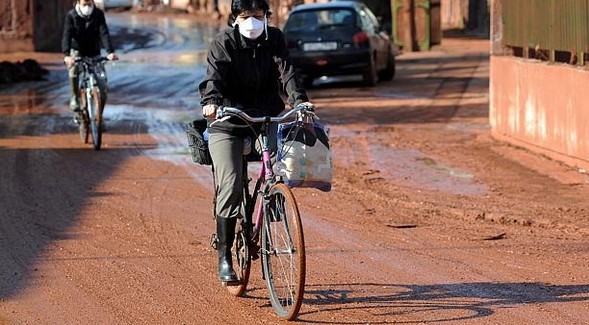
[502,0,589,65]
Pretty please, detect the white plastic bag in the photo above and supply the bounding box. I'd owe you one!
[276,120,332,192]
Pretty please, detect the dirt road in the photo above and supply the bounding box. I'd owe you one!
[1,13,588,324]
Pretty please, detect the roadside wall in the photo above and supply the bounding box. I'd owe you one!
[489,0,589,171]
[490,57,589,171]
[33,1,72,52]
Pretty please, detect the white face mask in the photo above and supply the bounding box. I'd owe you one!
[236,16,265,40]
[80,4,94,16]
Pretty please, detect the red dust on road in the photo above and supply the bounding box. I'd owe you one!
[1,19,589,324]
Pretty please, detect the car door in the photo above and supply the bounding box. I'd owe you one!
[358,6,389,70]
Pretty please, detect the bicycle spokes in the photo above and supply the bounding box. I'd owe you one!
[261,183,305,320]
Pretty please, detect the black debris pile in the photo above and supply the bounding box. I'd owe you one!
[0,59,49,84]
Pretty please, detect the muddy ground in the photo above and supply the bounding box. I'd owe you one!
[1,12,588,325]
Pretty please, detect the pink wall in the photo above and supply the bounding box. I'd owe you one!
[490,56,589,171]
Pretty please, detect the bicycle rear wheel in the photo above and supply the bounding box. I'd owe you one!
[88,87,102,150]
[261,183,305,320]
[78,114,89,144]
[225,221,251,297]
[78,89,89,144]
[225,165,261,296]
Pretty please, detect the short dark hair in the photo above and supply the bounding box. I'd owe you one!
[228,0,272,26]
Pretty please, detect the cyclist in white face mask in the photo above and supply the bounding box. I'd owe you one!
[199,0,313,283]
[62,0,118,125]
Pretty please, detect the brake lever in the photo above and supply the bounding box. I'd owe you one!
[209,115,231,127]
[297,108,318,123]
[215,107,224,120]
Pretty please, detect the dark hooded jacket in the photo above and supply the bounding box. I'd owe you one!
[199,25,309,134]
[62,6,114,57]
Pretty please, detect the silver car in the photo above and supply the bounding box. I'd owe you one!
[94,0,134,10]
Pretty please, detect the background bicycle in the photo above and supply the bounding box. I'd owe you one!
[75,56,109,150]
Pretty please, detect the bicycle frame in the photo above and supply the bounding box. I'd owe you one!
[214,105,311,242]
[250,125,277,241]
[77,57,107,112]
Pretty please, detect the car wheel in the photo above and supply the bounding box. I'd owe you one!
[378,51,396,81]
[362,54,378,87]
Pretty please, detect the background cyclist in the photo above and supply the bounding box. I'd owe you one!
[62,0,118,124]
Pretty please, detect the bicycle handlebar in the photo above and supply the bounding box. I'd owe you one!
[74,57,110,65]
[212,104,315,127]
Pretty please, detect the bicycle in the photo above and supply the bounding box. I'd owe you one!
[210,104,314,320]
[75,56,108,150]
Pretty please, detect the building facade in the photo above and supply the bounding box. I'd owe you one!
[0,0,72,53]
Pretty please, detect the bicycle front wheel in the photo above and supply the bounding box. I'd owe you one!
[261,183,305,320]
[88,87,102,150]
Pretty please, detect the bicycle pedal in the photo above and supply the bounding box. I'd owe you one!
[72,113,82,125]
[222,280,241,287]
[249,243,260,260]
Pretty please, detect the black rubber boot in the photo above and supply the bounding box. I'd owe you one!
[216,217,238,282]
[69,76,80,111]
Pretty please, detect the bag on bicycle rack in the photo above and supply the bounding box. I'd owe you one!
[276,120,332,192]
[185,119,212,165]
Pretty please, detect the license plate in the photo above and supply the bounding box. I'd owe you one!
[303,42,338,51]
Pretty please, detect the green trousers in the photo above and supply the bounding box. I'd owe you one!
[208,124,277,220]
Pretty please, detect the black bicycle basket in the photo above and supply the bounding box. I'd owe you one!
[185,119,212,165]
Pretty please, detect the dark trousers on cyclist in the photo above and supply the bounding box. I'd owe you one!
[67,49,108,115]
[208,124,277,281]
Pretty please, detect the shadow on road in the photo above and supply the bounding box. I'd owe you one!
[0,147,117,299]
[302,282,589,323]
[309,50,489,126]
[0,115,157,300]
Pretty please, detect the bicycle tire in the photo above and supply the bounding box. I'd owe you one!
[78,89,89,144]
[225,224,251,297]
[88,87,102,150]
[79,115,89,144]
[261,183,305,320]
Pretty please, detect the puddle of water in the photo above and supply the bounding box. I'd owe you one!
[369,145,487,196]
[104,104,212,185]
[332,126,486,196]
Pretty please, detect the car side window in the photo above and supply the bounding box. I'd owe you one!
[364,7,381,28]
[359,9,376,34]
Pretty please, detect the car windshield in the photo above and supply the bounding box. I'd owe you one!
[284,8,356,32]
